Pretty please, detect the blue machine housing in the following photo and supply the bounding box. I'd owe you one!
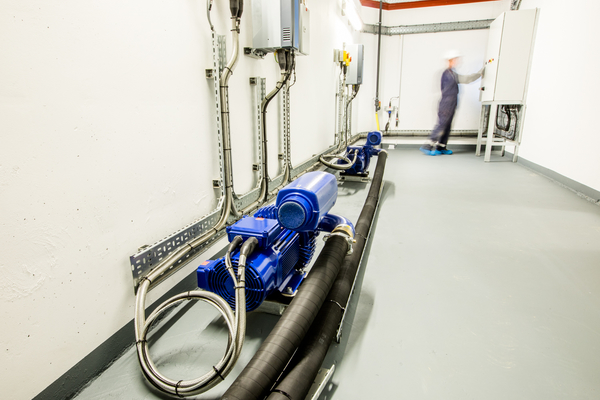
[197,172,353,312]
[338,131,382,176]
[276,171,338,232]
[197,210,316,311]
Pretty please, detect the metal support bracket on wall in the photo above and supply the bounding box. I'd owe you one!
[336,76,346,148]
[363,19,494,36]
[129,33,229,292]
[347,97,353,142]
[283,81,292,171]
[244,47,267,59]
[129,42,361,292]
[230,77,267,213]
[266,81,291,193]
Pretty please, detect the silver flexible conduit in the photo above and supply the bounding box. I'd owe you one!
[223,17,269,218]
[260,64,292,200]
[134,3,360,395]
[238,52,295,214]
[344,85,360,145]
[135,240,247,396]
[220,17,240,215]
[207,0,214,32]
[134,11,245,396]
[319,149,358,171]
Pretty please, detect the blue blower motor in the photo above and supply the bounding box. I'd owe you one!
[197,171,353,311]
[338,130,382,176]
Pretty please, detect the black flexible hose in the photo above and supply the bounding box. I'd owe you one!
[220,234,351,400]
[267,152,388,400]
[496,105,511,131]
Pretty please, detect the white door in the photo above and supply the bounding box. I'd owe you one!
[480,13,504,102]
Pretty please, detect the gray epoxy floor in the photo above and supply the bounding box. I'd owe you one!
[75,146,600,400]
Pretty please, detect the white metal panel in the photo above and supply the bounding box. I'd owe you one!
[346,44,364,85]
[392,30,488,131]
[252,0,282,50]
[494,9,537,102]
[299,4,310,55]
[480,13,504,102]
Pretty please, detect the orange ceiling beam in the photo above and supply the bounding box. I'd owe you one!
[360,0,501,10]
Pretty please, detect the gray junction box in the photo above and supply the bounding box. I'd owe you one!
[252,0,310,54]
[346,44,364,85]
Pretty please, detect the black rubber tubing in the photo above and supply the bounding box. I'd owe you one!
[220,234,352,400]
[267,151,388,400]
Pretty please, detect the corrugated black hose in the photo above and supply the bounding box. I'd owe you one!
[267,151,388,400]
[220,234,351,400]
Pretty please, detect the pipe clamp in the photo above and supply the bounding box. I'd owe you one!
[323,231,355,255]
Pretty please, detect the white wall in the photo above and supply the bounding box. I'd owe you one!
[354,0,600,193]
[354,1,510,134]
[517,0,600,192]
[0,1,360,398]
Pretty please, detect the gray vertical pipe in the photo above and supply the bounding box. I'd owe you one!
[374,0,383,112]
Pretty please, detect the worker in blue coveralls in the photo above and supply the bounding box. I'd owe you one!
[420,51,484,156]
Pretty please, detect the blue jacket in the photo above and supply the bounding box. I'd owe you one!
[440,68,459,109]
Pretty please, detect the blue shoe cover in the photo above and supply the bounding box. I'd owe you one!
[439,149,453,155]
[420,146,440,156]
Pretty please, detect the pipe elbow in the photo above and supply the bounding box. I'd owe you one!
[318,213,355,238]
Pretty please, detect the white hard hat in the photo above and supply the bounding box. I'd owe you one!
[445,50,461,60]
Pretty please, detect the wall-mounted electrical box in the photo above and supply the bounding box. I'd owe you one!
[252,0,310,55]
[346,44,364,85]
[299,3,310,55]
[480,9,539,103]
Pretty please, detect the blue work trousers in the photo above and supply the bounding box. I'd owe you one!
[430,99,457,147]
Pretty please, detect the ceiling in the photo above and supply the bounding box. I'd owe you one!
[359,0,501,10]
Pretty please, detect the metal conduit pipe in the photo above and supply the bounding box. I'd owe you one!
[265,163,290,200]
[260,72,287,200]
[220,232,353,400]
[238,68,292,216]
[267,151,388,400]
[344,85,360,148]
[374,0,383,114]
[220,10,269,217]
[259,52,295,202]
[231,51,294,217]
[220,17,241,215]
[207,0,215,32]
[134,3,246,395]
[133,189,234,396]
[319,150,358,171]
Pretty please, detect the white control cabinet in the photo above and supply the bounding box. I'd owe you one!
[477,9,539,162]
[480,9,538,103]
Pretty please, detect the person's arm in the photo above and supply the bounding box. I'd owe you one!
[457,66,484,84]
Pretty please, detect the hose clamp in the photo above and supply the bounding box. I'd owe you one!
[323,227,355,255]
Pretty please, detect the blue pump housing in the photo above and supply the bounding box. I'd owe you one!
[276,171,338,232]
[339,131,382,175]
[197,172,351,312]
[197,210,317,311]
[366,130,382,146]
